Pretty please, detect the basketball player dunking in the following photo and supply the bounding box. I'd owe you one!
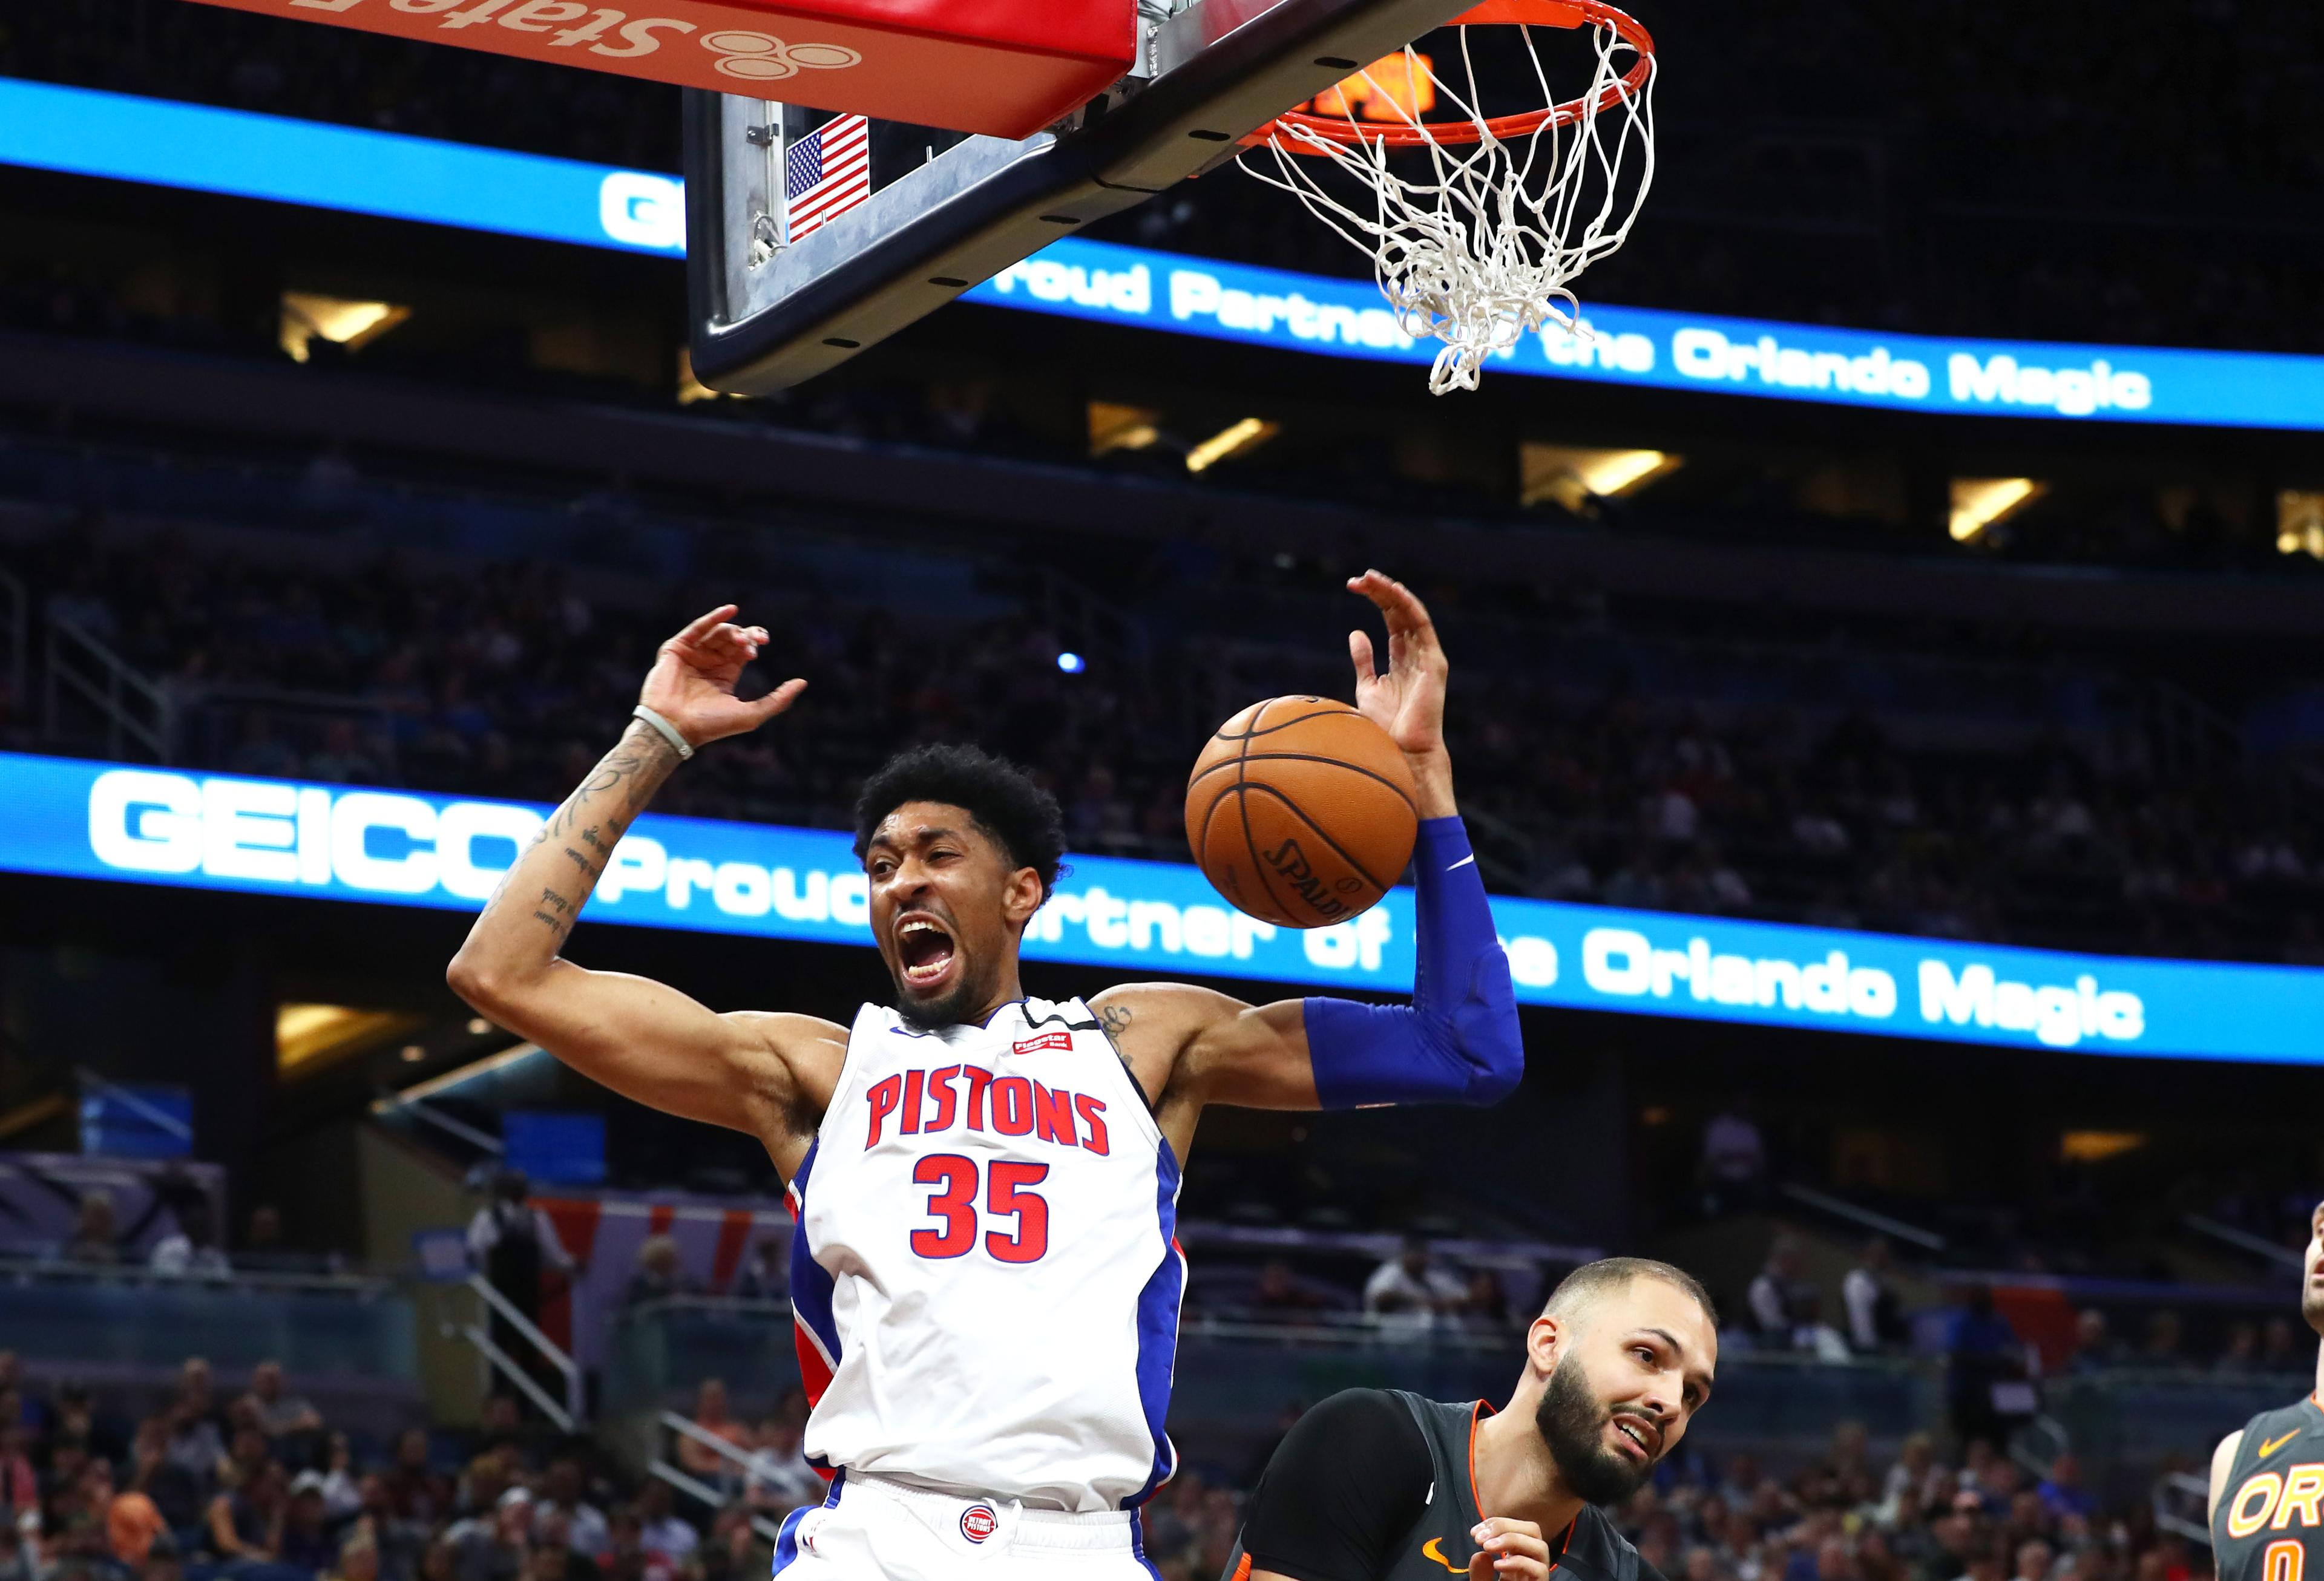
[447,572,1525,1580]
[2210,1200,2324,1581]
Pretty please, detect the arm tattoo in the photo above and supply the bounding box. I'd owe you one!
[1100,1003,1132,1052]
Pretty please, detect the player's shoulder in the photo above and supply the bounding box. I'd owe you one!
[1271,1389,1434,1480]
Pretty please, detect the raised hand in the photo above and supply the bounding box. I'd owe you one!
[638,604,807,748]
[1347,570,1455,816]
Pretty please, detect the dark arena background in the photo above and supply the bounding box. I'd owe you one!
[2,1,2324,1579]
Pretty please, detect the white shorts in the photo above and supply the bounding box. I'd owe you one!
[770,1473,1161,1581]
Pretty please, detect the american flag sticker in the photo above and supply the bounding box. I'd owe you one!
[784,114,872,241]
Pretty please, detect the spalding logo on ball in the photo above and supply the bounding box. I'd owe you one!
[1184,696,1418,929]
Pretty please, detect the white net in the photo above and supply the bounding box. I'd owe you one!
[1239,7,1656,394]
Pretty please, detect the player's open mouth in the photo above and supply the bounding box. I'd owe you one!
[1610,1413,1658,1463]
[896,914,957,991]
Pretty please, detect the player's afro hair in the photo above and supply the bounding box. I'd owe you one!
[853,744,1066,903]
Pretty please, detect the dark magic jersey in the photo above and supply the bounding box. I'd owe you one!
[1220,1389,1659,1581]
[2214,1395,2324,1581]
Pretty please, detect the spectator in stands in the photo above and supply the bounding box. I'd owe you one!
[1457,1267,1514,1332]
[2139,1309,2190,1370]
[1247,1259,1327,1324]
[2216,1319,2262,1373]
[447,1492,531,1581]
[530,1462,606,1559]
[1361,1234,1466,1332]
[620,1239,691,1311]
[2036,1455,2094,1525]
[467,1173,574,1412]
[102,1455,171,1570]
[206,1458,288,1566]
[283,1471,341,1572]
[1843,1238,1908,1352]
[331,1534,384,1581]
[2067,1309,2119,1373]
[1699,1098,1769,1216]
[2262,1315,2305,1372]
[129,1412,201,1537]
[724,1240,784,1303]
[2012,1540,2054,1581]
[631,1483,697,1573]
[674,1384,747,1490]
[528,1510,600,1581]
[384,1429,452,1528]
[1748,1238,1807,1340]
[1946,1288,2029,1450]
[238,1199,316,1274]
[150,1198,232,1279]
[245,1361,324,1442]
[0,1421,34,1534]
[740,1413,818,1515]
[64,1192,119,1264]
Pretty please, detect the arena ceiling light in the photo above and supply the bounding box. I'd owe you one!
[1087,402,1161,456]
[278,291,410,364]
[276,1001,419,1076]
[2277,490,2324,559]
[1948,477,2046,543]
[1520,444,1682,512]
[1184,417,1281,474]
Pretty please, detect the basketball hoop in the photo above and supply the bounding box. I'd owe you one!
[1239,0,1656,394]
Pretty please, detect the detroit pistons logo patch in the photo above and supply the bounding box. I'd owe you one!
[959,1505,999,1544]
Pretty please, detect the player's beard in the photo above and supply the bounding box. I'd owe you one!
[893,949,996,1031]
[1534,1356,1656,1507]
[2303,1277,2324,1337]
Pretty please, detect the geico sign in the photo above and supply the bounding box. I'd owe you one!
[90,770,543,900]
[83,769,875,921]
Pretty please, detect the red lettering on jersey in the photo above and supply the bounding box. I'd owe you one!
[1033,1083,1078,1147]
[899,1069,925,1135]
[991,1076,1034,1135]
[1074,1093,1110,1156]
[864,1075,903,1148]
[1013,1031,1074,1056]
[925,1064,962,1133]
[960,1065,995,1130]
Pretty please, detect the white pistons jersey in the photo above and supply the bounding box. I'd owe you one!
[787,997,1186,1514]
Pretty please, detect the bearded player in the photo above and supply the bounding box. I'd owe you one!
[447,572,1523,1580]
[2208,1200,2324,1581]
[1220,1257,1716,1581]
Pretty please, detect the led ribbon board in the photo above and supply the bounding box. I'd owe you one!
[10,751,2323,1063]
[9,77,2324,428]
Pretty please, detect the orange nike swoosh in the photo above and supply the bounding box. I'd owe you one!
[1422,1537,1466,1573]
[2262,1430,2302,1458]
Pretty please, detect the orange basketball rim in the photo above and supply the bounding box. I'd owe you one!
[1250,0,1655,149]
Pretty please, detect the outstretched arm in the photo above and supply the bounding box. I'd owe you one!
[1117,574,1522,1141]
[447,607,844,1162]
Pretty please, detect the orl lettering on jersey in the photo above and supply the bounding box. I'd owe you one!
[2214,1399,2324,1581]
[788,997,1186,1514]
[862,1064,1110,1156]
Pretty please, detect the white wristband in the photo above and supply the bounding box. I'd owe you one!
[631,705,695,761]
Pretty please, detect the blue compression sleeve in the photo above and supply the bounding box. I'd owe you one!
[1301,817,1524,1108]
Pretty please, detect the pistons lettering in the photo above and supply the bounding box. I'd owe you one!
[864,1065,1109,1156]
[1261,836,1351,921]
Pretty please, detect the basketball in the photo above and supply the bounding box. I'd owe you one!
[1184,696,1420,929]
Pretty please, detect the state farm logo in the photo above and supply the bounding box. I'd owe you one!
[281,0,864,75]
[1010,1031,1073,1056]
[699,30,862,79]
[959,1505,999,1544]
